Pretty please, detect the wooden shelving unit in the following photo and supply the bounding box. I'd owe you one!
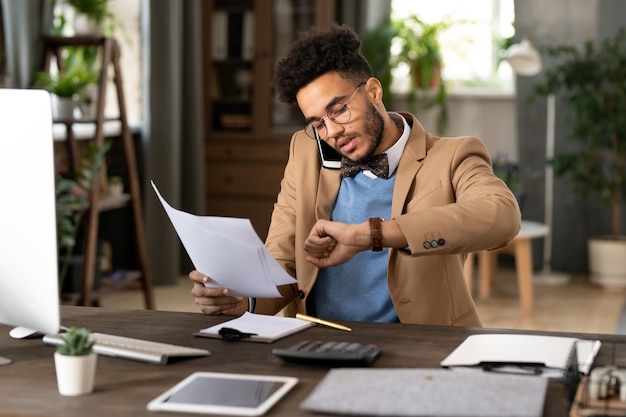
[43,35,154,308]
[202,0,336,239]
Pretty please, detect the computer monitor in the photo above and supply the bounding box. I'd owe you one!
[0,89,61,365]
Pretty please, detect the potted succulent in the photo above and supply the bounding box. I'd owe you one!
[108,175,124,197]
[54,327,97,396]
[533,28,626,288]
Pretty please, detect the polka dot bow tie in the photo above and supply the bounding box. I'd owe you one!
[340,153,390,179]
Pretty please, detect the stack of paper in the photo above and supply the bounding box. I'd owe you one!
[440,334,600,377]
[152,182,297,298]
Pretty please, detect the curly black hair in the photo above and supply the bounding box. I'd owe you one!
[272,24,374,105]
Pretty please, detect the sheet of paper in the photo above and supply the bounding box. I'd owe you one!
[577,339,602,375]
[151,181,297,298]
[197,312,314,343]
[440,334,582,378]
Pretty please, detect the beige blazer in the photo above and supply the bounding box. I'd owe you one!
[256,113,521,326]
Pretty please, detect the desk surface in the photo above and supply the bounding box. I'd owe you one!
[1,306,625,417]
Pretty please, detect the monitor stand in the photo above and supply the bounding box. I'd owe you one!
[9,326,41,339]
[0,326,47,366]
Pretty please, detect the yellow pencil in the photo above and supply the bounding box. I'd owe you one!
[296,313,352,332]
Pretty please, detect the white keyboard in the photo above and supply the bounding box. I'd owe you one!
[43,332,211,365]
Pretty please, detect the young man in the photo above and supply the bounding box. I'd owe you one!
[189,24,520,326]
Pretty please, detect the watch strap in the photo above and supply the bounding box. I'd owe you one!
[368,217,383,252]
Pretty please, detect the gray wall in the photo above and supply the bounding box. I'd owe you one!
[514,0,626,273]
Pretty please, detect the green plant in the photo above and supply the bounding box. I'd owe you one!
[34,64,97,98]
[56,140,111,290]
[57,327,94,356]
[362,23,396,109]
[493,158,523,193]
[534,29,626,241]
[66,0,110,27]
[64,0,121,38]
[390,15,455,133]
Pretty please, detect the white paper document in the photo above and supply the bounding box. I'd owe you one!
[151,181,296,298]
[196,312,314,343]
[440,334,600,377]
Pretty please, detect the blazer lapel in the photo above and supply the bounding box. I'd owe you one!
[392,113,427,218]
[316,167,341,220]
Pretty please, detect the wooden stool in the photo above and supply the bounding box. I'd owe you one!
[464,220,549,316]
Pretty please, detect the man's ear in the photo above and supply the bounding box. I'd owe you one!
[364,77,384,104]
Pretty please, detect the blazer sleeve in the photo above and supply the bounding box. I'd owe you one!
[394,135,521,256]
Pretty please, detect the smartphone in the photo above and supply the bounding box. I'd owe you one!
[315,129,342,169]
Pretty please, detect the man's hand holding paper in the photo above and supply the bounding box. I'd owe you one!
[152,181,297,299]
[189,271,248,315]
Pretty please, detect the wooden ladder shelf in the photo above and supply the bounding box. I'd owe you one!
[43,36,154,309]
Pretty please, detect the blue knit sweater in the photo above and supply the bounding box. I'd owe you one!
[308,171,399,322]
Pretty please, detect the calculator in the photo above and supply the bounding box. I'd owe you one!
[272,340,381,366]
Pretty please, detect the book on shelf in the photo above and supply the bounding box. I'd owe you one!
[211,11,228,60]
[241,11,255,60]
[211,10,255,61]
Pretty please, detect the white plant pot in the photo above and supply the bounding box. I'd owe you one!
[588,237,626,289]
[52,95,78,120]
[73,13,101,36]
[79,84,99,119]
[54,352,98,396]
[109,183,123,197]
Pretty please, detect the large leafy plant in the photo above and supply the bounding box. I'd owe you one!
[56,140,110,290]
[34,63,97,98]
[534,29,626,240]
[390,15,454,133]
[66,0,110,25]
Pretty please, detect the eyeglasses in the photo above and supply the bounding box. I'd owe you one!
[304,82,366,140]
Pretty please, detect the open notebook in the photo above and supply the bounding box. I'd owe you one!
[195,312,314,343]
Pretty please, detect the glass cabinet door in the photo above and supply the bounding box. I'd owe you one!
[203,0,335,139]
[270,0,336,133]
[207,0,255,133]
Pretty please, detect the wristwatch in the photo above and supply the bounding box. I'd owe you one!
[368,217,383,252]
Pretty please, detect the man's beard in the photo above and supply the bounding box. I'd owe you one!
[353,100,385,164]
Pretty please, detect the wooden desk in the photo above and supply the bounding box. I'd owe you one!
[1,306,624,417]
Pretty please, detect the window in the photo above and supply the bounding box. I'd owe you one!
[391,0,515,93]
[51,0,142,127]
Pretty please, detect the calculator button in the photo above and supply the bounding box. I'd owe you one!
[331,342,350,351]
[299,341,320,351]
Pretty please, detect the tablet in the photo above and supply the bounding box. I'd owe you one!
[147,372,298,416]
